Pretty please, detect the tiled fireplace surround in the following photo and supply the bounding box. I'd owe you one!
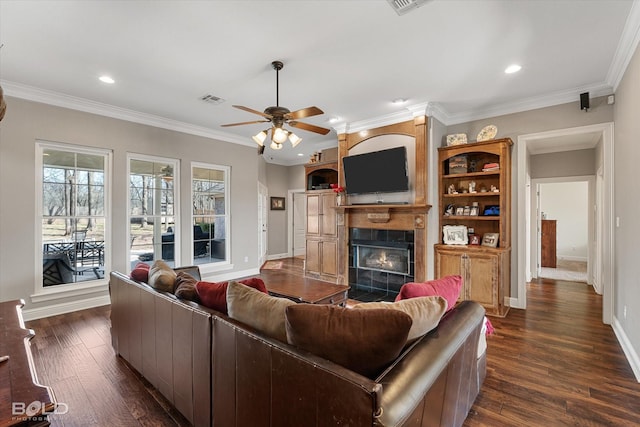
[349,228,415,301]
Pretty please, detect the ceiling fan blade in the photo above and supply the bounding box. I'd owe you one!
[286,106,324,120]
[288,121,331,135]
[221,120,270,127]
[232,105,271,118]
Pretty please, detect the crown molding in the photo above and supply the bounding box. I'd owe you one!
[607,0,640,91]
[0,80,253,148]
[441,82,613,126]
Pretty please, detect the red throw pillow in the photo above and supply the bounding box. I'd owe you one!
[196,278,267,314]
[130,262,150,282]
[395,275,462,312]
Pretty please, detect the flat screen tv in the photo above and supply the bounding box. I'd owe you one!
[342,147,409,195]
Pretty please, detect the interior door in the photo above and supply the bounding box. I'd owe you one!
[293,192,306,256]
[258,183,268,265]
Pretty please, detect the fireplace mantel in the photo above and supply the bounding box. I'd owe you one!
[336,204,431,228]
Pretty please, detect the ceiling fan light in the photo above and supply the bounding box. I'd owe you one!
[270,141,283,150]
[273,127,288,143]
[289,132,302,147]
[252,130,267,146]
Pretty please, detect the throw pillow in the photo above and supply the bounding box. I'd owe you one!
[395,275,463,312]
[196,277,268,314]
[174,272,200,303]
[148,260,177,292]
[353,296,447,342]
[130,262,150,282]
[226,280,294,342]
[285,304,412,378]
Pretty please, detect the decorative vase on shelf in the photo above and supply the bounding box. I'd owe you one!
[336,193,344,206]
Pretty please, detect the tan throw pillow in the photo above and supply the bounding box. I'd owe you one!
[353,296,447,342]
[148,260,177,292]
[226,280,295,342]
[285,304,412,378]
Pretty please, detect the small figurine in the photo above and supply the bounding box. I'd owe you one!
[490,185,499,193]
[448,184,458,194]
[469,181,476,193]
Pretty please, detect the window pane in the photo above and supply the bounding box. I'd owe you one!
[129,157,177,269]
[40,147,108,287]
[192,165,228,266]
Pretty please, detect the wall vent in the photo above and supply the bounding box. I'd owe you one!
[199,94,225,105]
[387,0,432,16]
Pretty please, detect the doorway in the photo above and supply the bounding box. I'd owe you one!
[533,179,593,284]
[516,122,614,324]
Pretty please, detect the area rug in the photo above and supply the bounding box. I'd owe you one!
[539,260,588,283]
[262,261,283,270]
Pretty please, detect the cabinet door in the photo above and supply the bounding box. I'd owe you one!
[305,239,321,274]
[321,240,337,276]
[467,252,498,307]
[306,194,320,236]
[321,193,337,238]
[541,220,557,268]
[435,248,466,301]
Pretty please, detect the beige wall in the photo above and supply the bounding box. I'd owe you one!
[530,148,596,178]
[0,97,260,313]
[613,42,640,359]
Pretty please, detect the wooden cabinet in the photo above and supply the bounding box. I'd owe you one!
[435,138,512,317]
[541,219,557,268]
[434,245,510,316]
[305,161,339,282]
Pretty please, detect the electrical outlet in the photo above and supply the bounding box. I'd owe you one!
[244,256,249,263]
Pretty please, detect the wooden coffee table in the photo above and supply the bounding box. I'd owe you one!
[264,276,349,306]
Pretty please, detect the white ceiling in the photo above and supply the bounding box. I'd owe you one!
[1,0,638,165]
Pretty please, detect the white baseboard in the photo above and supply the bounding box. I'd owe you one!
[557,255,588,262]
[23,295,111,321]
[267,253,290,261]
[612,317,640,382]
[508,296,525,310]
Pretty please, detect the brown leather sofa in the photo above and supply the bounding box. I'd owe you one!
[109,271,487,427]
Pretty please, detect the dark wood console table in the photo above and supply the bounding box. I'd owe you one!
[0,300,55,427]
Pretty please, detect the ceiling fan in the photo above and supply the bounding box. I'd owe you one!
[221,60,331,151]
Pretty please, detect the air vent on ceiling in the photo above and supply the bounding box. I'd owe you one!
[200,94,225,105]
[387,0,432,16]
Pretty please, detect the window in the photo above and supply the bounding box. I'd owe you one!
[192,163,229,266]
[128,155,178,269]
[39,143,110,288]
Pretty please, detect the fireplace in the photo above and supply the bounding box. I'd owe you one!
[349,228,414,302]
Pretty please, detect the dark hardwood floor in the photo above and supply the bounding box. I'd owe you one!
[24,261,640,426]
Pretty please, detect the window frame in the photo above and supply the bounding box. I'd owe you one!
[34,141,112,301]
[191,162,231,274]
[127,153,180,271]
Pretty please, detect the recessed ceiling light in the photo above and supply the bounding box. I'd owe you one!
[297,153,304,157]
[504,64,522,74]
[392,98,407,104]
[99,75,115,84]
[328,117,341,123]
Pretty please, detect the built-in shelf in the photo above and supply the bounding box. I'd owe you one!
[443,193,500,198]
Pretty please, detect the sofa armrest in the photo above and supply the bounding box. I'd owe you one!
[375,300,485,427]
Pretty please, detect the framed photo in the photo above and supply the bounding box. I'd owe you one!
[270,197,285,210]
[455,207,464,216]
[443,225,468,245]
[462,206,471,216]
[469,234,480,245]
[470,206,479,216]
[481,233,499,248]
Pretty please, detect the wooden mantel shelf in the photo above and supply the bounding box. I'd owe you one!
[336,203,432,211]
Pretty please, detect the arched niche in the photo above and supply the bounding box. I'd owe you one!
[338,116,428,206]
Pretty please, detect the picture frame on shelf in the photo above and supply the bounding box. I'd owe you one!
[470,206,479,216]
[443,225,468,245]
[455,207,464,216]
[481,232,499,247]
[469,234,480,245]
[270,197,285,210]
[448,155,468,174]
[463,206,471,216]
